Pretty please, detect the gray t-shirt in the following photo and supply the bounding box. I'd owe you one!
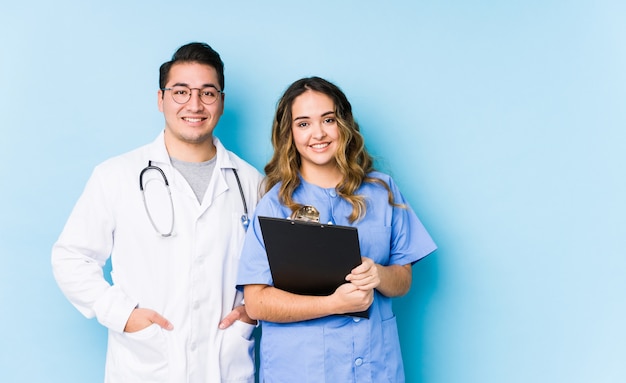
[170,156,216,203]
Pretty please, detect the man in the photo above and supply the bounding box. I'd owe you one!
[52,42,262,382]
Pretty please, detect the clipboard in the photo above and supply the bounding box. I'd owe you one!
[258,216,369,318]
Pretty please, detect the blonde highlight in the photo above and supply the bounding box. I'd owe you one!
[264,77,402,222]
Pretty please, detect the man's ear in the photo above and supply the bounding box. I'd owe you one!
[157,89,164,112]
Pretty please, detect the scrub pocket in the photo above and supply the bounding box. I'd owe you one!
[359,226,392,264]
[220,320,256,383]
[382,315,404,382]
[261,323,326,383]
[107,323,169,381]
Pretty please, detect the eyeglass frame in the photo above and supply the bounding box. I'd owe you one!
[160,85,224,105]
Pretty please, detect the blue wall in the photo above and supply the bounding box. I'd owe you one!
[2,1,625,382]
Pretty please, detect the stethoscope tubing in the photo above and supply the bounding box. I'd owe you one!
[139,160,248,237]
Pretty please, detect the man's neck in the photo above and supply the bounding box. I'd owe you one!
[164,132,217,162]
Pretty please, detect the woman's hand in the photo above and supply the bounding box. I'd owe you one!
[331,282,374,314]
[346,257,413,297]
[345,257,380,291]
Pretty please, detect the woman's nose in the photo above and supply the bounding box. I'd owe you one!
[312,123,327,139]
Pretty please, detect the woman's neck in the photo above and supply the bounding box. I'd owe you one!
[300,164,343,188]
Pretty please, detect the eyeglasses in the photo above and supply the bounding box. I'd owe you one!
[161,85,223,105]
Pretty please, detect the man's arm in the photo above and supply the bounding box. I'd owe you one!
[51,168,138,332]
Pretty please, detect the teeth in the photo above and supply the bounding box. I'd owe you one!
[184,118,202,122]
[311,143,329,149]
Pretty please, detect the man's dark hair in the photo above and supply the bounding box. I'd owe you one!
[159,42,225,91]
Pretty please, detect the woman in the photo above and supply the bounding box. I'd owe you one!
[237,77,436,382]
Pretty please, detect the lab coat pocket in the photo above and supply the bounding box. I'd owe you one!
[107,324,169,381]
[220,320,255,382]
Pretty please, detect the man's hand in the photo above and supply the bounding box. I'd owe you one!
[219,305,257,329]
[124,308,174,333]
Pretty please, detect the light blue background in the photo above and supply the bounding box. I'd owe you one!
[1,1,625,382]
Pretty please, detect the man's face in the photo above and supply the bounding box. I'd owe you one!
[158,62,224,147]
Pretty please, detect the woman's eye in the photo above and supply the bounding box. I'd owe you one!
[324,118,335,124]
[297,122,309,128]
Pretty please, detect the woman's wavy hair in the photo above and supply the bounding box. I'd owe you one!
[264,76,400,222]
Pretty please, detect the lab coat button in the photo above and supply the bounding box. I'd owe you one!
[354,358,363,367]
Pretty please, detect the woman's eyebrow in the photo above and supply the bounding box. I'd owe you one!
[294,111,334,120]
[293,110,335,122]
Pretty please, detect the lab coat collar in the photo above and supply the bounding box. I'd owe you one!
[145,131,239,210]
[213,136,239,171]
[146,131,171,165]
[145,131,238,171]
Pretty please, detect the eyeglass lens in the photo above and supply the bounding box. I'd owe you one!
[168,86,221,105]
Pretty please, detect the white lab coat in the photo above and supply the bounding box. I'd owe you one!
[52,132,263,383]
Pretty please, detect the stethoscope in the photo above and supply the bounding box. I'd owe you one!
[139,160,249,237]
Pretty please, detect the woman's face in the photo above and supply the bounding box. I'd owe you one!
[290,90,340,174]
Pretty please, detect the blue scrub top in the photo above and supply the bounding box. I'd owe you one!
[237,172,436,383]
